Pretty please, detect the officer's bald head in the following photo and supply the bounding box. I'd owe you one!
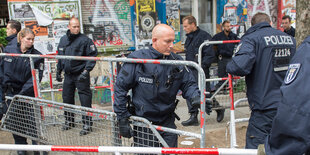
[152,24,175,55]
[68,17,80,35]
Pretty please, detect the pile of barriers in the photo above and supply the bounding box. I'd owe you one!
[0,40,256,154]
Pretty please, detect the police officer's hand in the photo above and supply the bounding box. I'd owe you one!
[190,96,201,109]
[56,71,62,82]
[205,99,213,115]
[191,96,212,115]
[119,118,133,138]
[78,70,89,82]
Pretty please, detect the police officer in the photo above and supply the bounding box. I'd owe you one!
[182,15,216,126]
[0,20,21,120]
[1,28,44,155]
[114,24,212,147]
[212,20,239,122]
[226,12,296,149]
[56,17,98,136]
[256,36,310,155]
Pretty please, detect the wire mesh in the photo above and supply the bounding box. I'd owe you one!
[1,95,169,155]
[209,77,248,109]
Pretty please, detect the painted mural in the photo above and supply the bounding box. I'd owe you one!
[247,0,278,28]
[81,0,134,52]
[216,0,247,37]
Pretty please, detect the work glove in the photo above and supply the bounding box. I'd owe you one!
[119,118,133,138]
[56,70,62,82]
[78,70,89,82]
[191,96,212,115]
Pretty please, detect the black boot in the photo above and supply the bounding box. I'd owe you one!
[80,116,92,136]
[181,111,199,126]
[212,99,225,122]
[62,111,75,130]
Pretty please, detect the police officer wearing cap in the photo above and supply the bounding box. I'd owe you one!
[1,28,44,155]
[114,24,212,147]
[226,12,296,149]
[56,17,98,136]
[256,36,310,155]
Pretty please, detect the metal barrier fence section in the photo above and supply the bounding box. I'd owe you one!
[1,95,174,154]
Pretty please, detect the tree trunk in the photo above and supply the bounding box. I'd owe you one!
[296,0,310,47]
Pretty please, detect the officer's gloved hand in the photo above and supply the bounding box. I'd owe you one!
[56,71,62,82]
[78,70,89,82]
[191,96,212,115]
[119,118,133,138]
[205,99,213,115]
[190,96,201,109]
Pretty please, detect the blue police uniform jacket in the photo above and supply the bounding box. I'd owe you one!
[57,30,98,74]
[212,31,239,57]
[1,44,44,96]
[5,34,18,48]
[114,47,200,123]
[226,22,296,111]
[184,27,214,68]
[265,36,310,155]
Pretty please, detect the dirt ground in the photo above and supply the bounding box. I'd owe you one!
[0,98,250,154]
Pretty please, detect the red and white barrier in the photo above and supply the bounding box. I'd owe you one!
[0,144,257,154]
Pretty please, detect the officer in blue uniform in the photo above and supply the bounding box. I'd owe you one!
[56,17,98,136]
[114,24,212,147]
[0,20,21,120]
[226,13,296,149]
[1,28,44,155]
[258,36,310,155]
[182,15,216,126]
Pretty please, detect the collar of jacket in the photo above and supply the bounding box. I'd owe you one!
[66,30,81,41]
[244,22,271,36]
[5,34,17,42]
[186,27,201,39]
[17,43,34,54]
[149,46,166,59]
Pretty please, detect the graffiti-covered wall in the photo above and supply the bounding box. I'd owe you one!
[81,0,135,53]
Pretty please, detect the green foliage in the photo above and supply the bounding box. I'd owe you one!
[233,79,246,93]
[0,28,8,47]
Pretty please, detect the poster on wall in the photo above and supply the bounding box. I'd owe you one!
[166,0,180,42]
[8,0,81,54]
[136,0,156,41]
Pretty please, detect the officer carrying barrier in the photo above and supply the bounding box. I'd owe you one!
[0,53,209,148]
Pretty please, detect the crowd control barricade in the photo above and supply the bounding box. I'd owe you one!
[0,53,208,148]
[0,144,258,155]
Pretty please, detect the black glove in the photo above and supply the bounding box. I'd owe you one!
[205,99,213,115]
[119,118,133,138]
[191,96,212,115]
[56,71,62,82]
[78,70,89,82]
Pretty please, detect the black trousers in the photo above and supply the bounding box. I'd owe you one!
[63,74,92,125]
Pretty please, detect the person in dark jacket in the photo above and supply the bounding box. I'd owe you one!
[256,36,310,155]
[1,28,44,155]
[281,15,295,37]
[56,17,98,136]
[114,24,212,147]
[212,20,239,122]
[181,15,218,126]
[0,20,21,120]
[226,12,296,149]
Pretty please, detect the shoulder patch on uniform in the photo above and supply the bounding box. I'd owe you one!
[284,63,301,84]
[234,43,242,54]
[90,45,96,51]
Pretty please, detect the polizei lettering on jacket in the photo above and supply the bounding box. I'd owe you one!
[138,77,153,84]
[264,35,294,46]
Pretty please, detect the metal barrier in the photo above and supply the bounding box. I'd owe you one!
[0,144,257,154]
[0,53,208,148]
